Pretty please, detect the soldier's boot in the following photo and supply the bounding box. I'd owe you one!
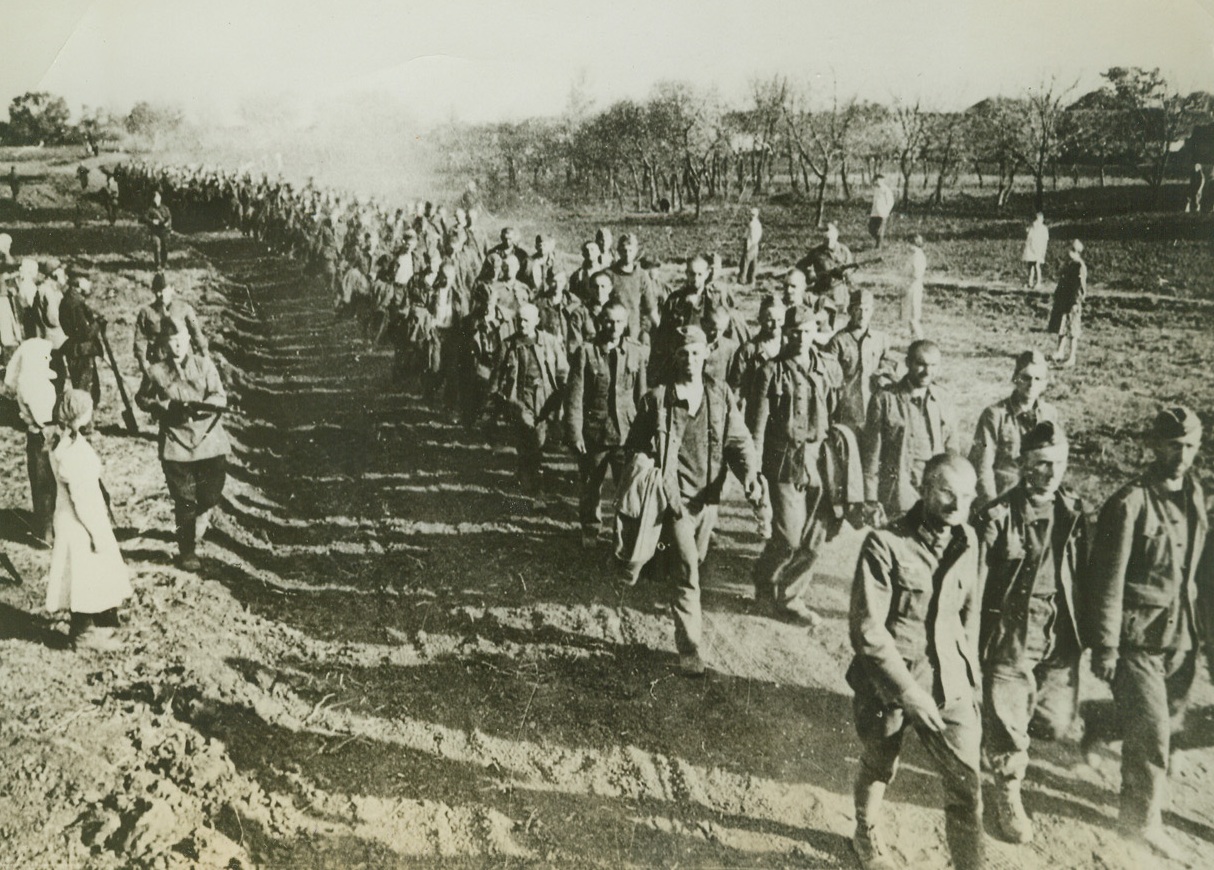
[853,781,897,870]
[991,778,1033,844]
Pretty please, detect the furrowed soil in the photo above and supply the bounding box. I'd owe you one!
[2,153,1214,869]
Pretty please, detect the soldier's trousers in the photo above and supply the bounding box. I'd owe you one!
[163,456,227,557]
[621,504,717,658]
[983,597,1080,782]
[513,419,548,493]
[752,480,828,609]
[151,233,169,268]
[1085,646,1197,832]
[26,431,55,542]
[854,688,984,870]
[577,446,625,531]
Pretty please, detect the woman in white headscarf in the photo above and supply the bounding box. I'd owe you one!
[44,389,131,651]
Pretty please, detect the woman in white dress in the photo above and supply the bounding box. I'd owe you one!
[44,389,131,651]
[1021,212,1049,289]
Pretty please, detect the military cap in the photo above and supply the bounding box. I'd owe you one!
[1020,420,1068,460]
[151,272,167,292]
[1013,350,1049,377]
[1151,406,1202,443]
[783,306,827,331]
[676,324,708,349]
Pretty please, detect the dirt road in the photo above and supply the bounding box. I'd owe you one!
[3,183,1214,868]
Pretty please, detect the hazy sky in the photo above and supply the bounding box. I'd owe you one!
[3,0,1213,125]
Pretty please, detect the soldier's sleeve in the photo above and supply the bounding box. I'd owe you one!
[862,391,886,502]
[186,306,209,357]
[134,368,166,415]
[623,392,657,456]
[849,530,919,705]
[202,356,227,408]
[635,344,649,402]
[564,346,587,445]
[747,364,772,459]
[969,407,999,507]
[1083,490,1135,651]
[133,311,150,373]
[722,385,758,486]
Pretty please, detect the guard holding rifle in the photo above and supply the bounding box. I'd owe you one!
[797,222,856,330]
[136,318,230,571]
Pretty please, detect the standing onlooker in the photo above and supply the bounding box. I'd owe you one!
[1083,407,1208,860]
[738,208,763,285]
[44,389,131,652]
[7,338,58,547]
[904,234,927,341]
[868,175,896,250]
[1185,163,1205,214]
[1048,240,1087,368]
[1022,213,1049,290]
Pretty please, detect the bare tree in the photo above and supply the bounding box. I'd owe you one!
[890,98,929,206]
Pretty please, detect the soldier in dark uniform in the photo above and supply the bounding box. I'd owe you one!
[749,306,842,625]
[144,190,173,269]
[848,453,984,870]
[797,223,855,329]
[974,422,1088,844]
[488,302,568,497]
[1083,407,1210,860]
[565,300,648,548]
[58,264,105,409]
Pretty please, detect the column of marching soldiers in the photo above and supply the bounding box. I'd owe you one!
[5,160,1211,870]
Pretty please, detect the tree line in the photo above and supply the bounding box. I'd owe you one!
[429,67,1214,220]
[0,93,183,152]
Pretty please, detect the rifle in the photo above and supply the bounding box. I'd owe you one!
[0,549,24,585]
[99,327,140,435]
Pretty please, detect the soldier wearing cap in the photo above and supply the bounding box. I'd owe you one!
[826,289,893,437]
[750,306,843,625]
[135,318,231,572]
[974,421,1089,844]
[622,324,762,676]
[144,190,173,269]
[58,262,105,408]
[847,453,984,870]
[1082,406,1209,859]
[134,272,208,377]
[796,222,854,328]
[863,340,959,525]
[565,299,648,548]
[969,351,1062,510]
[488,302,568,496]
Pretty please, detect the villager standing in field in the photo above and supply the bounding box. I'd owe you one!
[565,300,648,548]
[974,421,1088,844]
[738,207,763,285]
[136,319,231,572]
[969,351,1061,510]
[868,175,896,250]
[1186,163,1205,214]
[1048,240,1086,368]
[903,234,927,340]
[621,324,762,677]
[1022,213,1049,290]
[848,453,984,870]
[1082,407,1209,860]
[44,389,131,652]
[144,190,173,270]
[7,337,58,547]
[863,340,959,526]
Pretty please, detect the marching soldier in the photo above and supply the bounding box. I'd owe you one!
[848,453,984,870]
[750,306,842,625]
[1083,407,1210,859]
[825,289,893,437]
[134,273,208,377]
[969,351,1061,510]
[974,421,1088,844]
[565,300,648,548]
[144,190,173,269]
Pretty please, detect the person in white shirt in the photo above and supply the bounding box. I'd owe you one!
[1022,213,1049,289]
[7,338,58,546]
[904,234,928,340]
[738,208,763,285]
[868,175,896,250]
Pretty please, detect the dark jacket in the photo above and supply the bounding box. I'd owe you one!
[975,484,1088,666]
[848,502,981,710]
[1085,471,1209,653]
[624,378,757,512]
[564,338,648,450]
